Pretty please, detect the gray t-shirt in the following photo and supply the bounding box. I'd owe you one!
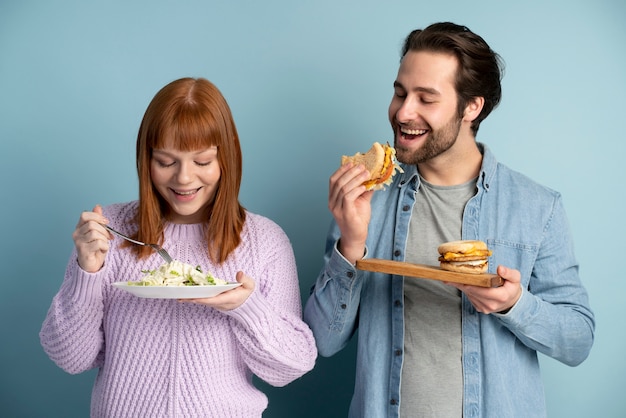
[400,176,476,418]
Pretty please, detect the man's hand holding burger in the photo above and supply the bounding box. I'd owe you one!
[329,162,374,265]
[330,142,402,265]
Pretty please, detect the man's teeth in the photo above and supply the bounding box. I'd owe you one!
[401,128,427,135]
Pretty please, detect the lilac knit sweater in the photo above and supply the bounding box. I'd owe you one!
[40,202,317,417]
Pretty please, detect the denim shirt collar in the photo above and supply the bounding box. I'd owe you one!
[477,142,496,193]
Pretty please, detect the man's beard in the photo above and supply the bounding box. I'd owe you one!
[394,115,463,165]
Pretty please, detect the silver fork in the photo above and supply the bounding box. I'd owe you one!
[104,225,173,263]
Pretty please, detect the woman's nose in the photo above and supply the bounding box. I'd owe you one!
[176,162,192,183]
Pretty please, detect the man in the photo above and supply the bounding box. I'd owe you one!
[303,22,594,418]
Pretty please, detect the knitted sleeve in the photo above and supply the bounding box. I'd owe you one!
[39,250,108,374]
[224,215,317,387]
[39,202,134,374]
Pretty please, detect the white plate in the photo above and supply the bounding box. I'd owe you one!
[112,282,242,299]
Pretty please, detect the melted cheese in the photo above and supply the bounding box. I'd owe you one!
[441,249,492,260]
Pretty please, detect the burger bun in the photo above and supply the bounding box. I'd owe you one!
[439,259,489,274]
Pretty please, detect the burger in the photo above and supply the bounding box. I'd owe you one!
[341,142,402,191]
[437,240,492,274]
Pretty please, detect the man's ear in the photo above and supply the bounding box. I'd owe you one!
[464,96,484,122]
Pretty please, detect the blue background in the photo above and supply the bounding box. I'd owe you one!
[1,0,624,416]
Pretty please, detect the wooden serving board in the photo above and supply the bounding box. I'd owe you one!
[356,259,503,288]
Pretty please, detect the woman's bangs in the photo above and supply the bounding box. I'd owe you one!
[155,108,222,151]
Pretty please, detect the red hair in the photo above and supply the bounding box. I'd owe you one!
[130,77,245,264]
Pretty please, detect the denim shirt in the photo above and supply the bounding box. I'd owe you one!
[303,144,594,418]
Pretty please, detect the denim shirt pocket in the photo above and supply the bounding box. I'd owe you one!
[486,239,538,288]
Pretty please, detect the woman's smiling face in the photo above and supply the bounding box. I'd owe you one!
[150,145,221,224]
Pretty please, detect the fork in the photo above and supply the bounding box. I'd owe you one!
[104,225,173,263]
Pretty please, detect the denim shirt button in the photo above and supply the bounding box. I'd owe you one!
[390,398,398,405]
[341,303,347,309]
[402,205,410,211]
[394,250,401,257]
[394,299,402,307]
[347,271,354,278]
[395,349,402,356]
[470,405,479,417]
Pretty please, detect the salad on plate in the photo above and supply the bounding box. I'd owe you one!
[130,260,227,287]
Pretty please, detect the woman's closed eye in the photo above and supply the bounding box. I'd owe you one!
[155,159,176,168]
[195,160,214,167]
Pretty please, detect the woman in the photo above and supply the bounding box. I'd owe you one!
[40,77,317,417]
